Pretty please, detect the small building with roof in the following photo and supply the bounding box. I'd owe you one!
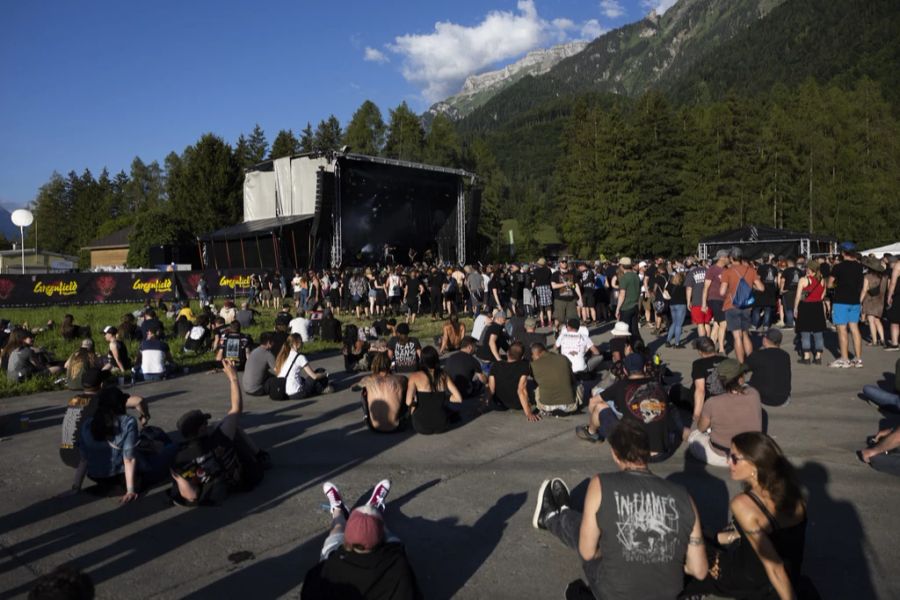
[82,226,133,268]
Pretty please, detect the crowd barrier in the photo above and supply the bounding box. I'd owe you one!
[0,270,267,307]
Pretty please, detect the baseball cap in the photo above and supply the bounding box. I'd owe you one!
[692,336,717,353]
[715,249,729,260]
[619,257,632,267]
[729,246,743,259]
[623,352,645,373]
[764,328,783,345]
[177,409,212,439]
[344,505,385,550]
[103,325,118,336]
[716,358,749,383]
[80,338,94,350]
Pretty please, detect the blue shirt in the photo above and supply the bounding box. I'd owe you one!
[78,415,138,478]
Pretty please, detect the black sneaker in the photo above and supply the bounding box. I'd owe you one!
[532,479,558,530]
[550,478,570,510]
[575,425,601,443]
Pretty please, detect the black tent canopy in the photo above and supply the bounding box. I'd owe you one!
[698,225,837,260]
[198,215,313,271]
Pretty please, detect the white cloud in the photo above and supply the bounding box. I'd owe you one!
[580,18,607,40]
[363,46,389,64]
[642,0,678,15]
[600,0,625,19]
[387,0,588,102]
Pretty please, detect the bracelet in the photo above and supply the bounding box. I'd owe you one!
[126,486,136,494]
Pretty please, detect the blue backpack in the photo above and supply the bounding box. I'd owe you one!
[731,267,756,309]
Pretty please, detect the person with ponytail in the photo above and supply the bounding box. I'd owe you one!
[405,346,462,434]
[685,431,807,599]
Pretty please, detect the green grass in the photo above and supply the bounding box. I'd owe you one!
[1,301,469,399]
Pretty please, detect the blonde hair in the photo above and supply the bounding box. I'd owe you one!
[274,333,303,373]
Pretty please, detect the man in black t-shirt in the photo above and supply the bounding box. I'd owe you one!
[476,310,510,363]
[215,322,252,370]
[829,249,866,367]
[444,337,485,398]
[387,324,421,373]
[170,361,265,506]
[779,258,802,328]
[745,329,792,406]
[677,336,726,424]
[753,257,779,330]
[551,259,580,327]
[532,258,554,327]
[488,342,537,421]
[403,271,425,325]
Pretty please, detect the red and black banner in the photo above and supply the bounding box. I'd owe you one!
[0,270,266,307]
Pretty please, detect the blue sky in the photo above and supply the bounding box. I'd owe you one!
[0,0,674,209]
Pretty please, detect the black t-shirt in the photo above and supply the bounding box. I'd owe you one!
[301,542,422,600]
[532,266,552,287]
[140,317,163,339]
[476,323,510,361]
[444,351,482,397]
[320,317,342,343]
[605,376,670,454]
[690,355,726,397]
[172,428,239,505]
[429,272,446,295]
[668,282,686,305]
[782,266,801,292]
[388,337,421,373]
[745,347,792,406]
[490,360,531,410]
[831,260,865,305]
[406,278,422,303]
[275,312,293,328]
[551,270,576,299]
[756,264,779,305]
[108,340,132,370]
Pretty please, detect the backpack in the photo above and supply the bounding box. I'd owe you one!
[623,380,669,425]
[731,267,756,309]
[706,365,727,397]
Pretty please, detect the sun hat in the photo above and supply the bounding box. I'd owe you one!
[610,322,631,337]
[619,257,632,267]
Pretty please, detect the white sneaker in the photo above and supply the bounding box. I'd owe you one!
[828,359,850,368]
[851,359,864,368]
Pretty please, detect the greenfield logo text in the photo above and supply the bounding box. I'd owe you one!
[132,278,173,293]
[219,275,251,288]
[33,281,78,297]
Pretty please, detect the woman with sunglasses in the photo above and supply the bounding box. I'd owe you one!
[685,432,807,599]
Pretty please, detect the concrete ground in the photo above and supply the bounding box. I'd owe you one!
[1,324,899,599]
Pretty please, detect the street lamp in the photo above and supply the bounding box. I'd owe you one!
[11,209,33,275]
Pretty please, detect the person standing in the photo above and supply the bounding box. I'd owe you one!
[615,257,643,344]
[703,250,730,354]
[719,248,764,364]
[793,260,827,365]
[861,258,887,347]
[886,258,900,351]
[828,248,866,368]
[532,258,554,327]
[778,257,802,328]
[687,260,712,338]
[665,272,688,348]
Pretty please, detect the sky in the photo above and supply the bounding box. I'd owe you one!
[0,0,677,210]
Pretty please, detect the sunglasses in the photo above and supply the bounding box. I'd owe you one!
[728,452,746,466]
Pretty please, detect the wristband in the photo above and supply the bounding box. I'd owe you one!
[126,486,136,494]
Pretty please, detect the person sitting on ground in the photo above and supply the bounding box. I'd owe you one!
[302,479,422,599]
[139,309,163,340]
[118,313,142,342]
[684,432,807,600]
[169,360,268,506]
[686,359,762,467]
[232,302,257,329]
[406,346,463,435]
[219,300,237,325]
[554,318,601,377]
[607,321,631,363]
[388,323,421,374]
[289,310,312,342]
[533,418,707,600]
[319,308,342,343]
[530,343,579,416]
[438,314,466,355]
[134,326,173,382]
[859,357,900,411]
[69,385,176,503]
[858,425,900,476]
[341,324,370,372]
[488,342,539,421]
[745,328,792,407]
[673,336,726,424]
[360,352,408,433]
[61,314,90,342]
[64,340,101,391]
[476,309,510,363]
[579,353,677,462]
[470,311,491,343]
[211,316,228,351]
[274,304,294,329]
[444,336,486,398]
[242,332,278,397]
[182,315,212,355]
[29,565,95,600]
[215,321,252,370]
[6,331,63,384]
[101,326,131,373]
[275,333,332,399]
[172,313,192,340]
[60,368,148,468]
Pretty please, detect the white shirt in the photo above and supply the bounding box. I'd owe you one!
[471,314,490,343]
[277,350,309,396]
[554,329,591,373]
[288,317,311,342]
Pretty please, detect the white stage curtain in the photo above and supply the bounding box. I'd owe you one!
[274,157,293,217]
[243,171,277,221]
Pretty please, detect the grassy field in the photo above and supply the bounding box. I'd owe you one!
[0,301,468,399]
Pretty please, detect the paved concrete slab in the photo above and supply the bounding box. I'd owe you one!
[1,327,899,599]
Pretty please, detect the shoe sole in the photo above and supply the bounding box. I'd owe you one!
[533,479,551,529]
[550,477,570,508]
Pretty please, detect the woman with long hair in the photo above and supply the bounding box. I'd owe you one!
[665,271,688,348]
[793,260,827,365]
[687,432,807,599]
[0,328,26,372]
[438,314,466,355]
[275,333,330,399]
[861,260,887,346]
[64,340,101,390]
[405,346,462,435]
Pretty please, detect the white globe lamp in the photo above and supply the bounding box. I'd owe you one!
[11,209,34,274]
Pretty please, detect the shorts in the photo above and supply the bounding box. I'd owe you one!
[832,303,861,326]
[554,298,578,322]
[690,305,713,324]
[535,285,552,308]
[725,307,752,331]
[708,299,725,322]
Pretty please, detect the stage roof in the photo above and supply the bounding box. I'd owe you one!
[246,151,476,181]
[200,215,312,241]
[700,225,836,244]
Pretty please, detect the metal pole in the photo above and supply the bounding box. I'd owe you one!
[19,225,25,274]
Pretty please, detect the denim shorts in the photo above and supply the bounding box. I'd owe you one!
[725,307,752,331]
[832,303,861,326]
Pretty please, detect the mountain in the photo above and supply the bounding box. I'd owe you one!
[425,41,588,123]
[0,206,19,242]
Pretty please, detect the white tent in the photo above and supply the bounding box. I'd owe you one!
[859,242,900,258]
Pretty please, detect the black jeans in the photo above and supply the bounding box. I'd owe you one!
[620,307,643,344]
[546,509,603,598]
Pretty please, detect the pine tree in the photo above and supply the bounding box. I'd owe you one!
[384,102,425,162]
[300,122,314,153]
[469,139,505,257]
[27,173,70,253]
[247,124,268,165]
[270,129,301,159]
[313,116,342,153]
[424,113,462,167]
[343,100,386,155]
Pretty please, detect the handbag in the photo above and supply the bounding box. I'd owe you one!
[661,281,672,301]
[269,352,301,400]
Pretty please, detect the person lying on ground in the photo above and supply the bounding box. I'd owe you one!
[302,479,422,600]
[360,352,407,433]
[169,360,268,506]
[533,418,707,599]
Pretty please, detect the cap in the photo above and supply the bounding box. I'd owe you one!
[623,352,645,373]
[715,249,729,260]
[493,309,507,320]
[729,246,743,259]
[638,261,648,269]
[396,323,410,335]
[610,321,631,337]
[524,317,537,329]
[81,367,104,389]
[344,505,385,550]
[103,325,118,336]
[764,328,783,345]
[536,258,547,266]
[177,409,212,439]
[80,338,94,350]
[692,336,717,353]
[619,257,632,267]
[716,358,749,383]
